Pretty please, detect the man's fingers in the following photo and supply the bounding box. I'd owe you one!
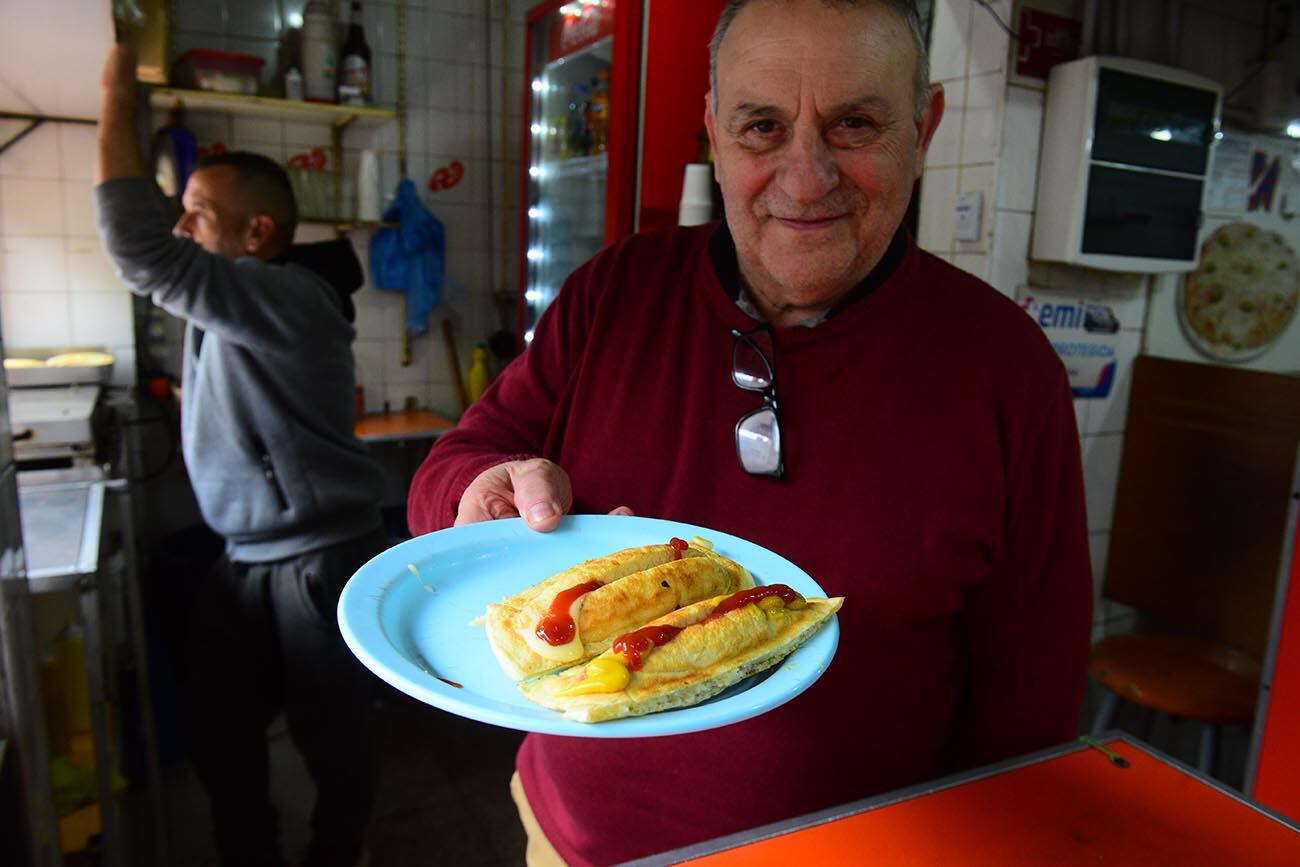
[454,465,518,526]
[453,459,573,532]
[508,460,573,532]
[608,506,635,517]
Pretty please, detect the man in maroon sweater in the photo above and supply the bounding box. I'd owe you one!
[407,1,1092,864]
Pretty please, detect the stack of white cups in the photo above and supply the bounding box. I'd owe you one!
[358,149,382,221]
[678,163,715,226]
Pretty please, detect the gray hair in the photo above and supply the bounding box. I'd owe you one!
[708,0,931,120]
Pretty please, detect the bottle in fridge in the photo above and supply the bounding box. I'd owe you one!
[517,0,726,349]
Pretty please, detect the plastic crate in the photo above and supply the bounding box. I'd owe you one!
[171,48,264,95]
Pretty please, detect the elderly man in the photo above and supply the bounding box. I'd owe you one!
[96,42,385,867]
[408,1,1092,865]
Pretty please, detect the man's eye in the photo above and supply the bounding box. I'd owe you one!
[746,119,780,136]
[830,116,880,145]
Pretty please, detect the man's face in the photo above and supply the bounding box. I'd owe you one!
[705,0,942,324]
[175,165,254,259]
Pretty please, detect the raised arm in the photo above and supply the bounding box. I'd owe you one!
[96,41,146,184]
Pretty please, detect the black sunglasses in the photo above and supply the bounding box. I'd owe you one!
[730,325,784,479]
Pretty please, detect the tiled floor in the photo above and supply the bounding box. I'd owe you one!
[122,689,527,867]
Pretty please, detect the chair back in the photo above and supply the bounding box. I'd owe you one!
[1104,356,1300,659]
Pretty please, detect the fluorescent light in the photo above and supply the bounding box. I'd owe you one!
[524,330,536,344]
[528,206,543,219]
[1149,128,1173,142]
[287,11,303,28]
[527,248,543,261]
[531,79,545,93]
[529,165,543,178]
[1286,119,1300,139]
[525,289,543,303]
[530,123,543,135]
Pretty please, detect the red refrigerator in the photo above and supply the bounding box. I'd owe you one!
[518,0,724,344]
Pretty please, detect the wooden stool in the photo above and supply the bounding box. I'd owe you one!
[1089,634,1261,777]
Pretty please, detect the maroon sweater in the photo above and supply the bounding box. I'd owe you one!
[407,225,1092,866]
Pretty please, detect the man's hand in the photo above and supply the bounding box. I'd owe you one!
[454,458,632,532]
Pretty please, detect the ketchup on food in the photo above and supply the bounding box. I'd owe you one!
[536,580,602,645]
[609,584,800,670]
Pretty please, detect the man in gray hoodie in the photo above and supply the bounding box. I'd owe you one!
[95,41,385,867]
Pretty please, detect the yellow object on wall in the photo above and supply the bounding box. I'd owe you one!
[466,344,492,403]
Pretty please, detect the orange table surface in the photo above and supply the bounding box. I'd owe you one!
[668,737,1300,867]
[354,410,455,442]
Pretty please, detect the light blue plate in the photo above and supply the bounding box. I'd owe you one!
[337,514,839,738]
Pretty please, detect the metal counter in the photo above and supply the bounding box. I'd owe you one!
[18,475,104,594]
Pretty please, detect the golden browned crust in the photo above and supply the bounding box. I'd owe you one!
[483,541,752,681]
[519,595,843,721]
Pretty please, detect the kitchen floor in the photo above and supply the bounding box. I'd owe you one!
[120,689,528,867]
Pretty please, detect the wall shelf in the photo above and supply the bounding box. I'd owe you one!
[149,87,395,130]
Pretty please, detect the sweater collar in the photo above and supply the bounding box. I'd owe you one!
[707,221,908,327]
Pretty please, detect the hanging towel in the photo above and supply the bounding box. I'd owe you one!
[369,179,445,336]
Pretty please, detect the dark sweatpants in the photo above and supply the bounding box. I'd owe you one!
[183,528,387,867]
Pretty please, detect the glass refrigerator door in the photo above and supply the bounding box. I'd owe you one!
[521,1,617,344]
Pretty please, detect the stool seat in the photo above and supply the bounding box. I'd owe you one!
[1090,634,1261,725]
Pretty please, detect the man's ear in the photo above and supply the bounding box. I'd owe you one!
[244,214,278,257]
[703,92,720,183]
[913,83,945,180]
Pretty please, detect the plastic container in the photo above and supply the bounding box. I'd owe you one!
[285,65,305,101]
[171,49,264,95]
[301,0,338,103]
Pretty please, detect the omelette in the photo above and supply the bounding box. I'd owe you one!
[483,537,753,681]
[520,584,843,722]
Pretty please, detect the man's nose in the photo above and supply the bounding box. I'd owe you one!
[777,128,839,203]
[174,211,195,237]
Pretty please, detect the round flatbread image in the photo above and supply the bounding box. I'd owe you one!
[1180,222,1299,362]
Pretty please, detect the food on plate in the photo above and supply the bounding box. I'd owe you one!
[1181,222,1299,359]
[483,537,752,681]
[520,584,843,722]
[3,358,44,369]
[43,351,114,368]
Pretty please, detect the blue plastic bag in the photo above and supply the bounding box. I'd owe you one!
[369,179,445,336]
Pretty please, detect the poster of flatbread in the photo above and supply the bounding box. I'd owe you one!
[1145,132,1300,372]
[1179,222,1299,362]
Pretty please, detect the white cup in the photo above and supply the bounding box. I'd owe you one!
[678,163,715,226]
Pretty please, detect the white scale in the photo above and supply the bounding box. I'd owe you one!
[8,384,102,464]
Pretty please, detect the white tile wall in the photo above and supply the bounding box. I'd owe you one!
[0,105,134,366]
[919,1,1005,267]
[994,85,1041,212]
[960,72,1003,164]
[928,0,970,82]
[917,165,959,251]
[988,209,1030,296]
[967,0,1012,77]
[926,81,964,169]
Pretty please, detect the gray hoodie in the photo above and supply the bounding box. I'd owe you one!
[96,177,384,562]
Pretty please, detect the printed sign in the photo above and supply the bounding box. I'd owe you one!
[1020,289,1121,399]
